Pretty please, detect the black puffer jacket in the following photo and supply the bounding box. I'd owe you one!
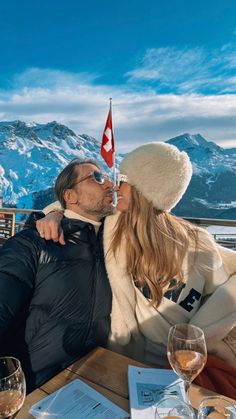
[0,218,112,392]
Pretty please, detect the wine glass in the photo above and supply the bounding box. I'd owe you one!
[198,396,236,418]
[0,357,26,418]
[154,396,195,418]
[167,324,207,405]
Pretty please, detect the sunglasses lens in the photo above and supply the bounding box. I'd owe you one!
[93,171,105,184]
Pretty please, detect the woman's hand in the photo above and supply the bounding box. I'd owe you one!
[36,211,65,245]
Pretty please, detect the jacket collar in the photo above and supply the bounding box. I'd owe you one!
[61,217,101,235]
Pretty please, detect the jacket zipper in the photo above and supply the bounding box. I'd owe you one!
[81,247,98,348]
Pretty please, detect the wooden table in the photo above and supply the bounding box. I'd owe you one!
[18,347,236,418]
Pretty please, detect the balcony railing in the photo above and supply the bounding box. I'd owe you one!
[0,208,236,249]
[183,216,236,227]
[183,217,236,248]
[0,207,41,236]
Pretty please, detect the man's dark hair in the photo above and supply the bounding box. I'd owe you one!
[55,158,101,208]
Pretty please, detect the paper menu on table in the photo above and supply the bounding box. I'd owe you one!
[30,378,130,418]
[128,366,185,419]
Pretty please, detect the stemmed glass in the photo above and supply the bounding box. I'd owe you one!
[198,396,236,418]
[154,396,195,418]
[0,357,26,418]
[167,324,207,405]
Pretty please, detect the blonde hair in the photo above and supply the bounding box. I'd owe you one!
[110,186,202,307]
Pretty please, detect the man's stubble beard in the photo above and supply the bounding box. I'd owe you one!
[85,203,114,219]
[77,194,115,220]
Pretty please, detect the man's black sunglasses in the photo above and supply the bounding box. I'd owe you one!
[75,170,110,186]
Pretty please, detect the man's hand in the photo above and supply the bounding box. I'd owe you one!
[36,212,65,245]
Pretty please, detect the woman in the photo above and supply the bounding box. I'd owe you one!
[37,142,236,393]
[104,143,236,367]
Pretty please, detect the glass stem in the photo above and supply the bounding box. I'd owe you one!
[184,379,191,404]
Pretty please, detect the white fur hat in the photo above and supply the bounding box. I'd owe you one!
[119,142,192,211]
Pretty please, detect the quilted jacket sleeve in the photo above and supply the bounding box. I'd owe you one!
[0,229,40,337]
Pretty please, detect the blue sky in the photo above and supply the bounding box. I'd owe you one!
[1,0,236,151]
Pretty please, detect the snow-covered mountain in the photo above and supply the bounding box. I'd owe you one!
[0,120,122,209]
[0,121,236,219]
[167,133,236,218]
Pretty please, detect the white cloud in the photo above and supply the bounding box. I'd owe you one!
[127,47,205,83]
[126,45,236,94]
[12,67,99,89]
[0,67,236,151]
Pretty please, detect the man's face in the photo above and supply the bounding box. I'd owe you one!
[65,163,114,221]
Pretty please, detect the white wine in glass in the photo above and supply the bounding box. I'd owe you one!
[167,324,207,405]
[0,357,26,418]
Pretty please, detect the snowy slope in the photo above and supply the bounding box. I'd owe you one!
[168,133,236,218]
[0,122,235,218]
[0,120,122,208]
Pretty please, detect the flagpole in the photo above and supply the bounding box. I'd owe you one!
[109,98,115,182]
[110,97,117,206]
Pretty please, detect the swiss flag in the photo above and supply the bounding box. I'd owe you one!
[100,109,115,168]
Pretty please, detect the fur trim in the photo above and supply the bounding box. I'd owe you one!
[104,214,236,366]
[120,142,192,211]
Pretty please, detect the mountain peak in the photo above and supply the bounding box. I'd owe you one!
[167,132,221,152]
[0,120,236,219]
[0,119,123,207]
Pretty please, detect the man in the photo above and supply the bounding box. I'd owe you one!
[0,158,113,393]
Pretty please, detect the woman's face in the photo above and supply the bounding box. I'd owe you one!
[115,181,132,212]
